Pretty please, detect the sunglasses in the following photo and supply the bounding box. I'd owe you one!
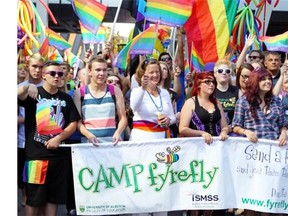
[141,58,158,70]
[107,79,120,85]
[45,71,64,77]
[248,56,260,60]
[217,69,231,74]
[160,57,171,62]
[201,80,216,85]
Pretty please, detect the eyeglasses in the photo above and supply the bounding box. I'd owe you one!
[240,74,250,80]
[45,71,64,77]
[107,79,120,85]
[201,80,216,85]
[217,69,231,74]
[160,56,171,62]
[248,56,260,60]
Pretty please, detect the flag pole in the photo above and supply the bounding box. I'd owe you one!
[108,0,123,42]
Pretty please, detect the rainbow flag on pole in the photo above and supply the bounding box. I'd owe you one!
[65,50,79,67]
[45,27,72,50]
[114,23,159,70]
[79,21,97,44]
[39,37,49,61]
[145,0,192,27]
[72,0,107,34]
[184,0,239,71]
[130,22,159,55]
[49,49,63,63]
[259,31,288,53]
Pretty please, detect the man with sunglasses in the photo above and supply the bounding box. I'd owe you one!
[18,61,81,216]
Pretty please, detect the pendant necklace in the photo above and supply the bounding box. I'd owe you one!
[146,87,163,112]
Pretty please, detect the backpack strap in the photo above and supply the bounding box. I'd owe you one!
[107,84,118,120]
[107,84,116,104]
[80,85,86,97]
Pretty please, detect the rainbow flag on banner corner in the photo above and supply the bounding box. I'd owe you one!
[259,31,288,53]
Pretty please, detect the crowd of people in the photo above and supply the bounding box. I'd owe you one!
[17,30,288,216]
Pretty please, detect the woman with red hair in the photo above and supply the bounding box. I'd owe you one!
[179,72,229,216]
[232,67,286,145]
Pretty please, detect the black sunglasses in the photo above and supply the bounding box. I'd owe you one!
[248,56,260,60]
[46,71,64,77]
[217,69,231,74]
[201,80,216,85]
[160,56,171,62]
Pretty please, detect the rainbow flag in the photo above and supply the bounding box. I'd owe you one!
[184,58,190,77]
[45,27,72,50]
[65,50,79,67]
[79,21,97,44]
[191,45,204,72]
[114,23,158,70]
[184,0,239,70]
[72,0,107,34]
[39,37,49,61]
[145,0,192,27]
[49,49,63,63]
[130,22,159,55]
[95,25,107,44]
[259,31,288,53]
[23,160,49,184]
[114,40,133,70]
[36,101,64,135]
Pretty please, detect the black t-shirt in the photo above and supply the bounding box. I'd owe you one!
[18,86,81,160]
[215,85,239,125]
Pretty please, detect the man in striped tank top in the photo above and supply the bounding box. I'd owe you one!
[73,57,127,145]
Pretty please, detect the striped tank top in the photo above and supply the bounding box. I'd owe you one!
[81,85,116,141]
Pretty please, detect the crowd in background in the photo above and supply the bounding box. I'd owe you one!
[17,28,288,216]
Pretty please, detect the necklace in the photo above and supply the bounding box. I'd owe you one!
[146,87,163,112]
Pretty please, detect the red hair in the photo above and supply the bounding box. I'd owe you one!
[244,67,273,119]
[191,72,217,104]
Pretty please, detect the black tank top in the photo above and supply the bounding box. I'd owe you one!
[189,96,221,136]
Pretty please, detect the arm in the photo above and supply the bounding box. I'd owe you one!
[172,65,182,99]
[45,121,77,149]
[232,99,258,143]
[273,63,288,95]
[113,86,128,144]
[235,34,255,72]
[217,100,229,140]
[18,84,38,100]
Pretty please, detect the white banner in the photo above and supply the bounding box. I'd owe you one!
[70,137,288,215]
